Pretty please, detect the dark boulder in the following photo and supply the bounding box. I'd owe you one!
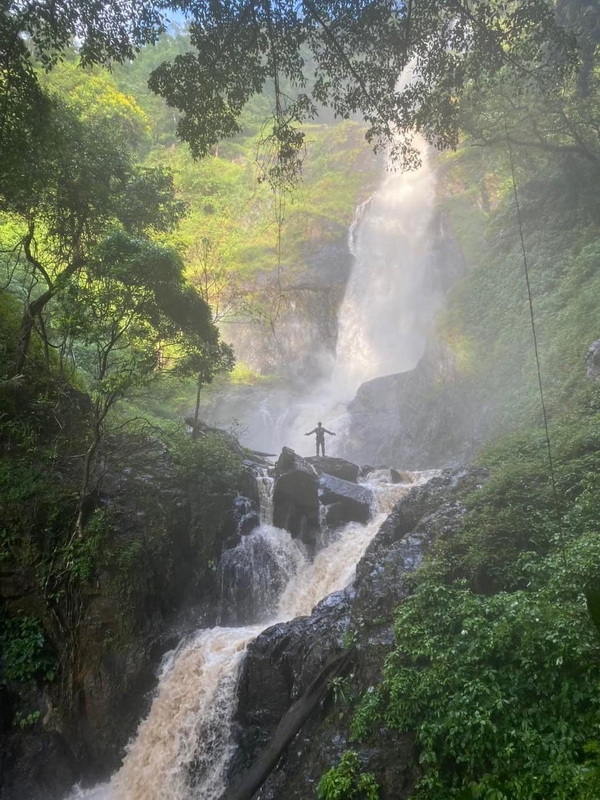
[319,474,373,525]
[324,501,365,528]
[391,468,416,484]
[360,466,416,484]
[233,496,260,537]
[340,340,485,470]
[272,448,320,549]
[218,527,305,626]
[229,587,353,783]
[0,731,80,800]
[306,456,360,483]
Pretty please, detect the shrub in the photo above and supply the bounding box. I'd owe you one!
[317,751,380,800]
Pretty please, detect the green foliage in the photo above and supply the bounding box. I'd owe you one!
[354,579,600,800]
[328,675,352,706]
[4,1,166,69]
[0,614,56,684]
[0,454,76,542]
[113,31,193,149]
[579,741,600,800]
[14,710,41,729]
[350,384,600,799]
[428,408,600,594]
[56,232,219,399]
[63,522,105,584]
[169,430,243,488]
[317,751,380,800]
[154,117,374,286]
[147,0,577,176]
[38,60,150,146]
[439,150,600,436]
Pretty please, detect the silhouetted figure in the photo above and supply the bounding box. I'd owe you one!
[305,421,335,457]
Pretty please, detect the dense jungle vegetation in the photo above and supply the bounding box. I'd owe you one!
[1,1,600,798]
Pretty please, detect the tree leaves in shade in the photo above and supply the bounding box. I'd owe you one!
[150,0,577,173]
[586,586,600,640]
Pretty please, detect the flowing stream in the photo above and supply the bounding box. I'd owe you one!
[65,69,440,799]
[67,470,432,800]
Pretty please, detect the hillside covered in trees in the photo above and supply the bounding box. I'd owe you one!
[1,1,600,799]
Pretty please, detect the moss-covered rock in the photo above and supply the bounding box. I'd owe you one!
[0,408,253,798]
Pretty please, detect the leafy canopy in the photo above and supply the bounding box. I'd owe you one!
[150,0,577,176]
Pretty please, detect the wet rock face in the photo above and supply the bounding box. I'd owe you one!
[218,526,305,627]
[586,339,600,380]
[0,441,258,800]
[319,473,373,525]
[341,341,488,470]
[306,456,360,483]
[230,588,353,781]
[232,495,260,540]
[324,501,365,528]
[229,467,488,800]
[272,448,320,549]
[0,731,80,800]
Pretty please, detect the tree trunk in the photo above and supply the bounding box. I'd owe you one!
[14,288,54,375]
[220,649,354,800]
[75,440,98,537]
[192,375,202,440]
[75,405,107,536]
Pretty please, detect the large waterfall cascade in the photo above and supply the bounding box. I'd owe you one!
[67,469,434,800]
[334,137,440,393]
[211,133,443,458]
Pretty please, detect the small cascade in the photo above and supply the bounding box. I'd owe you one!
[67,469,433,800]
[218,525,307,625]
[113,626,263,800]
[277,518,379,618]
[278,469,416,617]
[256,474,274,523]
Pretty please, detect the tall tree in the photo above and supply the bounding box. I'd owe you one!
[2,82,185,375]
[0,0,168,179]
[3,0,594,178]
[150,0,580,175]
[55,231,226,531]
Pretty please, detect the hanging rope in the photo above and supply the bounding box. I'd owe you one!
[502,112,566,560]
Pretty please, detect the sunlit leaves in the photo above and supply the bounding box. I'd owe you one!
[56,232,223,402]
[4,0,167,70]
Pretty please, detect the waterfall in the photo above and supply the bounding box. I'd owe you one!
[66,470,432,800]
[261,133,441,457]
[199,123,442,459]
[332,136,439,396]
[111,627,262,800]
[256,474,274,523]
[218,524,307,625]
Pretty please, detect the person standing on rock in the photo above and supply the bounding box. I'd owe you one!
[305,421,335,457]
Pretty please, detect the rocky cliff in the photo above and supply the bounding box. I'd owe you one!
[341,340,490,469]
[0,432,256,800]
